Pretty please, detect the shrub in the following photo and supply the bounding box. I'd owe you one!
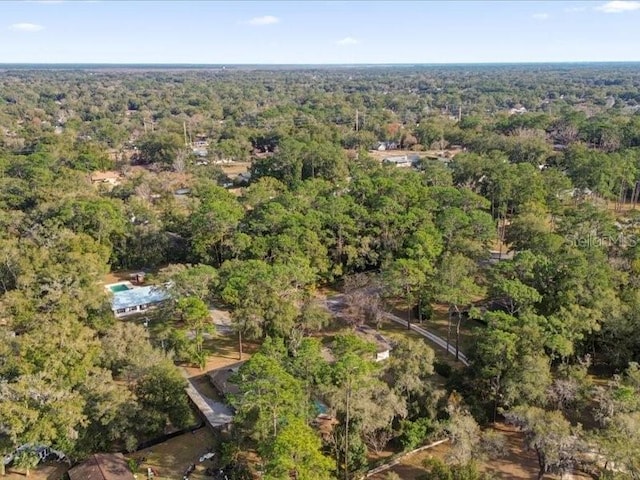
[434,360,453,378]
[398,417,433,450]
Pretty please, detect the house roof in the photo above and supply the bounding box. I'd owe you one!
[68,453,134,480]
[110,285,170,311]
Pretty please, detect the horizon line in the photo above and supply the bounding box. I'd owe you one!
[1,60,640,69]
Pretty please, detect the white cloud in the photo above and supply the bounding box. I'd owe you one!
[336,36,359,46]
[247,15,280,26]
[564,6,587,12]
[596,1,640,13]
[532,13,550,20]
[9,23,44,32]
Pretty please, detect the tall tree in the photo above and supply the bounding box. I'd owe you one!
[382,258,430,329]
[176,296,213,369]
[434,253,484,360]
[504,406,582,480]
[231,352,307,442]
[263,418,334,480]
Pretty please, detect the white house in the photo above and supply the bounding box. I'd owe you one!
[106,282,170,318]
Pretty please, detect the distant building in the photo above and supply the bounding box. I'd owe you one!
[106,282,170,318]
[374,141,399,151]
[68,453,134,480]
[90,171,121,187]
[509,106,527,115]
[192,147,208,157]
[192,134,209,148]
[383,154,420,168]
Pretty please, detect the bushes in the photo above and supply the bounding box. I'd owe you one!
[434,360,453,378]
[398,417,435,450]
[418,458,489,480]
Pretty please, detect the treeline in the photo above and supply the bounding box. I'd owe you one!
[2,65,640,167]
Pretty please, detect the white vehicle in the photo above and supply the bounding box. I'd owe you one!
[199,452,215,462]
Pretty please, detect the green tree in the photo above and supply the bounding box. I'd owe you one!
[136,132,184,167]
[504,406,582,480]
[0,396,38,476]
[598,411,640,479]
[0,373,87,456]
[325,334,405,479]
[189,183,244,266]
[421,458,490,480]
[219,259,313,357]
[263,418,334,480]
[231,352,307,441]
[387,337,435,411]
[159,263,218,303]
[176,296,213,369]
[382,258,431,329]
[99,322,165,380]
[11,449,40,477]
[434,253,484,360]
[76,369,139,454]
[134,362,192,433]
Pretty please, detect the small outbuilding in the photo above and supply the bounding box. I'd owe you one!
[90,171,121,187]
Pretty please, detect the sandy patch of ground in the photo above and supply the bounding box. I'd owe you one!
[220,162,251,177]
[367,148,462,162]
[370,423,592,480]
[3,462,69,480]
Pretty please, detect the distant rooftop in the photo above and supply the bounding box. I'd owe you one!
[383,154,420,164]
[110,284,170,311]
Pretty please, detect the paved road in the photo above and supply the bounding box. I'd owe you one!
[326,295,470,367]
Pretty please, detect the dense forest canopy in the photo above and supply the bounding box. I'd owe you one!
[2,63,640,479]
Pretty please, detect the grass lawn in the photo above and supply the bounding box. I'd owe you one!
[384,300,484,359]
[128,428,218,480]
[181,334,260,377]
[423,303,485,355]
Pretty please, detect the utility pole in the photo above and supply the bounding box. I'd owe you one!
[183,121,189,147]
[355,109,359,132]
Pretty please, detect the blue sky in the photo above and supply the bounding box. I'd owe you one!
[1,0,640,64]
